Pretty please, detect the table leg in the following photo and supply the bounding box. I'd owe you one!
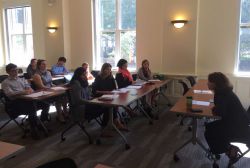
[174,117,209,155]
[32,101,49,136]
[102,107,130,150]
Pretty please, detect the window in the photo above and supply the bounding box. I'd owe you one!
[93,0,136,70]
[4,6,33,67]
[237,0,250,74]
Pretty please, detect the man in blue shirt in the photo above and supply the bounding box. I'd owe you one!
[51,57,69,75]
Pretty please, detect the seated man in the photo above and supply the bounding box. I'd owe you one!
[1,63,50,139]
[51,57,69,75]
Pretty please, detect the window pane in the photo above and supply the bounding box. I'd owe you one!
[10,35,25,65]
[241,0,250,23]
[120,31,136,69]
[100,0,116,30]
[121,0,136,29]
[24,7,32,34]
[5,6,33,66]
[238,28,250,72]
[99,32,116,67]
[26,35,34,61]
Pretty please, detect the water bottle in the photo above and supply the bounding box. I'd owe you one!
[186,96,192,111]
[115,79,118,90]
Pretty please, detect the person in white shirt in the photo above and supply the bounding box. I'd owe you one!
[2,63,50,139]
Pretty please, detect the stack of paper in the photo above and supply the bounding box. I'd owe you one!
[192,100,210,106]
[193,90,213,94]
[24,91,53,98]
[50,86,66,91]
[148,79,161,82]
[133,80,147,86]
[111,89,128,93]
[126,85,142,89]
[98,94,119,101]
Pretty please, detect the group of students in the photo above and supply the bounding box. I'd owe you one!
[1,57,154,139]
[2,56,250,163]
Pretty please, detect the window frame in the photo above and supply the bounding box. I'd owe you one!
[93,0,136,70]
[235,0,250,76]
[3,6,34,67]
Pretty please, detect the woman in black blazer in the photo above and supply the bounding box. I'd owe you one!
[205,72,250,160]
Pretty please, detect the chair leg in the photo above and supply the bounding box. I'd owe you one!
[0,119,12,130]
[61,123,76,141]
[77,123,93,144]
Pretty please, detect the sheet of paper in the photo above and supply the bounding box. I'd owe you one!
[126,85,142,89]
[192,100,210,106]
[148,79,161,82]
[24,91,53,98]
[111,89,128,93]
[133,80,147,86]
[50,86,66,91]
[193,90,213,94]
[101,94,119,99]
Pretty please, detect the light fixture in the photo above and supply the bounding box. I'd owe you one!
[171,20,188,29]
[47,27,58,33]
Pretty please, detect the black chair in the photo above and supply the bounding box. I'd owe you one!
[36,158,77,168]
[91,70,100,78]
[0,91,28,137]
[178,80,189,95]
[61,89,93,144]
[0,75,8,83]
[186,76,196,87]
[211,135,250,168]
[178,80,192,127]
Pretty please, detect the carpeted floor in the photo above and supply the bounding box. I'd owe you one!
[0,104,249,168]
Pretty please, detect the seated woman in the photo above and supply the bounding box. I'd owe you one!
[137,59,153,81]
[69,67,109,127]
[115,59,134,88]
[32,59,68,123]
[26,58,37,79]
[92,63,128,130]
[137,59,155,118]
[205,72,250,161]
[82,62,95,80]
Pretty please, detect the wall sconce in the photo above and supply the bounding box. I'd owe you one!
[47,27,58,33]
[171,20,188,29]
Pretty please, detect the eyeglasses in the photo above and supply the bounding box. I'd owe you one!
[10,69,18,72]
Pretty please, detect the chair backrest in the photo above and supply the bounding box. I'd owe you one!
[178,80,189,95]
[186,76,196,87]
[0,75,8,83]
[91,70,100,78]
[36,158,77,168]
[0,91,18,119]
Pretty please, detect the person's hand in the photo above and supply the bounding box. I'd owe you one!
[24,88,33,94]
[211,106,217,116]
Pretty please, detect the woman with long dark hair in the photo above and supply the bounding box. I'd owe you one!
[92,63,128,131]
[205,72,250,160]
[69,67,109,127]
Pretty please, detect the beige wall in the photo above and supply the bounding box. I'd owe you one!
[65,0,93,70]
[0,0,64,71]
[136,0,164,72]
[44,0,64,67]
[196,0,241,76]
[162,0,198,75]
